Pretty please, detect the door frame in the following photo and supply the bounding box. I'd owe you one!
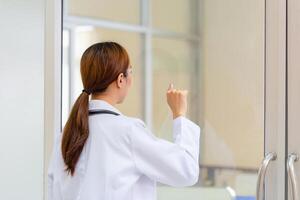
[265,0,287,200]
[287,0,300,199]
[44,0,62,199]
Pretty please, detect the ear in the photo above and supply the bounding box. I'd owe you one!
[116,72,125,88]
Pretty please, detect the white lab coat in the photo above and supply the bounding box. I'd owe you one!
[48,99,201,200]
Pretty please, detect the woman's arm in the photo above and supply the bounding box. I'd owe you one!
[128,116,200,187]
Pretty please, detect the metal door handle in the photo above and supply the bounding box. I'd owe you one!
[256,152,277,200]
[287,153,299,200]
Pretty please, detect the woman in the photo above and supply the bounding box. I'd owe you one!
[48,42,201,200]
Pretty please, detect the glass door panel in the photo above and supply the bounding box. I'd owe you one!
[62,0,287,200]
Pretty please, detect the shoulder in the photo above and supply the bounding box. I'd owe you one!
[120,116,146,130]
[117,115,149,136]
[111,116,149,145]
[107,115,147,135]
[121,116,157,142]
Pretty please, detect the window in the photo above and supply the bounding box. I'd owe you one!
[62,0,200,133]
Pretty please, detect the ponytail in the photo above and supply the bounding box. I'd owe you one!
[61,92,89,176]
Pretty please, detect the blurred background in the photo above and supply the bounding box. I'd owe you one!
[62,0,264,199]
[6,0,300,199]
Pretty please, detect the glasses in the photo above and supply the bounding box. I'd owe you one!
[124,66,133,77]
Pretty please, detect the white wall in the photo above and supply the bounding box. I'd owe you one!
[0,0,61,199]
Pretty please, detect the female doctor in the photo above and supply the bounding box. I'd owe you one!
[48,42,201,200]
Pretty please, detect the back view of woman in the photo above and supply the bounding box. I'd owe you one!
[48,42,201,200]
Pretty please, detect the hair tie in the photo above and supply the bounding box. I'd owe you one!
[82,89,91,95]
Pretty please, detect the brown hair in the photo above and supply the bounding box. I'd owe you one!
[61,41,130,176]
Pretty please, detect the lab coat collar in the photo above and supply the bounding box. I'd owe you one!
[88,99,123,115]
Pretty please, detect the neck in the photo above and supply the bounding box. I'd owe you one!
[91,93,118,106]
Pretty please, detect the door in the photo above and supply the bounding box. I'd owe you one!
[60,0,287,200]
[287,0,300,199]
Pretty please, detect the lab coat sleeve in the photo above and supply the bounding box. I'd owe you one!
[128,116,201,187]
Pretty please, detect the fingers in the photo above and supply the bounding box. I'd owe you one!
[167,83,188,95]
[182,90,188,96]
[167,83,174,91]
